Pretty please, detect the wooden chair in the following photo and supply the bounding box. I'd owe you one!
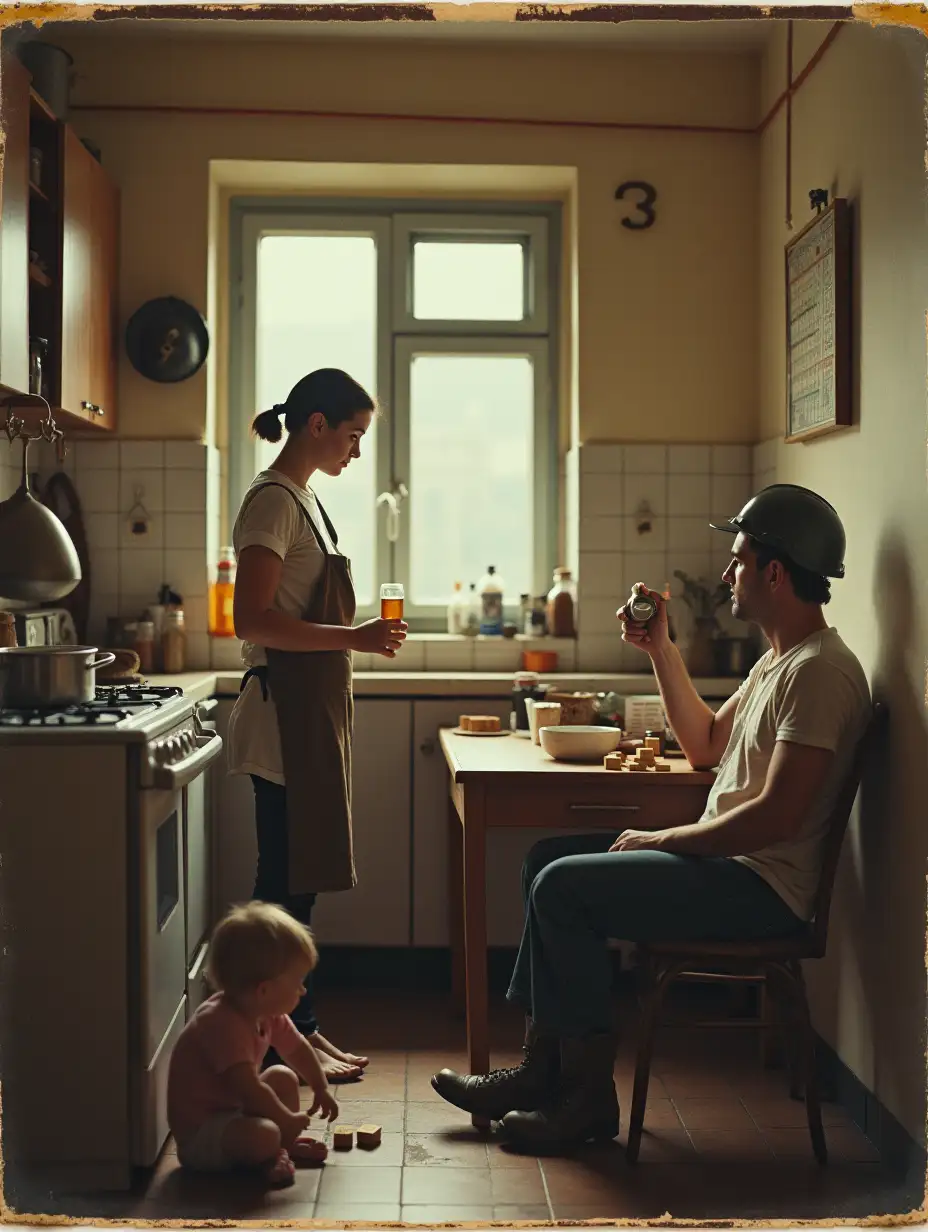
[625,702,888,1166]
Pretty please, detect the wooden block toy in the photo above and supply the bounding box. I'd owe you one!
[645,737,662,755]
[604,752,626,771]
[636,749,655,766]
[333,1126,355,1150]
[629,763,650,772]
[655,762,671,772]
[357,1124,382,1148]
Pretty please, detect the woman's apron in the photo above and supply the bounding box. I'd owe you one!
[239,481,357,895]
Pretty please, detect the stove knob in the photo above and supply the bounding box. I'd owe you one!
[167,737,181,761]
[183,730,196,753]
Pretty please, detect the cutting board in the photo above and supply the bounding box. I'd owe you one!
[40,471,91,643]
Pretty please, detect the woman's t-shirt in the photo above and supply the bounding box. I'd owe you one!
[226,471,339,785]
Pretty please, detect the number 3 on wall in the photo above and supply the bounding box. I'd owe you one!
[615,181,657,230]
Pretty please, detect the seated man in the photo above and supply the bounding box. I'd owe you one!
[431,483,871,1152]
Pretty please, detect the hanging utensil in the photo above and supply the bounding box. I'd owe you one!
[0,396,81,603]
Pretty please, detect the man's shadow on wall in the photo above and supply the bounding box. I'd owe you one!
[831,528,927,1152]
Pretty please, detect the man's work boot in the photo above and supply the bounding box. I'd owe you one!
[431,1020,559,1120]
[499,1032,620,1152]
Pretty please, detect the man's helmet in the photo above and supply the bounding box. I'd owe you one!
[709,484,846,579]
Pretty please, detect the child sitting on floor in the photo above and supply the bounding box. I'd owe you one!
[167,901,339,1186]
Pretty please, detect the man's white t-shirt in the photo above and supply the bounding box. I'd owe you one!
[226,471,340,786]
[701,627,871,921]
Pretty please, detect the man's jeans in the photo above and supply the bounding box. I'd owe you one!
[506,833,805,1035]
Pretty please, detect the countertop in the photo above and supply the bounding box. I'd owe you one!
[439,727,717,784]
[146,670,742,703]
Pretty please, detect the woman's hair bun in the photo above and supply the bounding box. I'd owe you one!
[251,405,285,443]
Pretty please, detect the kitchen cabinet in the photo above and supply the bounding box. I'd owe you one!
[411,699,573,947]
[59,125,119,429]
[212,697,413,947]
[312,700,413,945]
[0,49,31,394]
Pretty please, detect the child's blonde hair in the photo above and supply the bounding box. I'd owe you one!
[206,902,318,993]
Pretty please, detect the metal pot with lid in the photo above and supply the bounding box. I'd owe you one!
[0,646,116,709]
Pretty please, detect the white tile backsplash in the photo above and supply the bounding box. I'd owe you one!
[667,473,711,518]
[580,516,624,554]
[579,443,624,474]
[119,547,165,598]
[165,468,207,513]
[120,441,165,469]
[711,443,752,475]
[578,552,623,599]
[423,638,476,673]
[164,548,208,599]
[668,444,711,474]
[624,444,667,473]
[710,474,752,523]
[120,468,164,514]
[165,512,207,550]
[579,471,622,520]
[79,468,121,513]
[75,439,119,470]
[623,515,667,553]
[623,471,666,518]
[667,515,713,554]
[166,440,208,470]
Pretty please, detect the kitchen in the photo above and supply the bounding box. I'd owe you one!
[0,7,925,1225]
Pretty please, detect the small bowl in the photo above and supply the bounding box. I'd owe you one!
[539,724,622,763]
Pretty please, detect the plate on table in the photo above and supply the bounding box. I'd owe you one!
[451,727,511,738]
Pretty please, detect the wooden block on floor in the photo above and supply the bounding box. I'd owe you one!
[333,1126,355,1150]
[356,1124,382,1148]
[645,737,662,755]
[604,752,626,771]
[655,762,671,772]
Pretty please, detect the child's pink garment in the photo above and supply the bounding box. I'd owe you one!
[168,992,303,1144]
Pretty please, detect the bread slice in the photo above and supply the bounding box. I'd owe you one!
[460,715,501,733]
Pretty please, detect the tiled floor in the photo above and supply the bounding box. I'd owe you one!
[8,989,923,1223]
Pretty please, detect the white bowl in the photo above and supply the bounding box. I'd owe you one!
[539,724,622,763]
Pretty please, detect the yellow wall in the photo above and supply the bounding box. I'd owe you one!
[758,20,928,1145]
[51,30,760,445]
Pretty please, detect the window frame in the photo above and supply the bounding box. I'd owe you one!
[393,333,553,622]
[228,196,560,630]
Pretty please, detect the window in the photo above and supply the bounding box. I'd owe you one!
[230,201,558,627]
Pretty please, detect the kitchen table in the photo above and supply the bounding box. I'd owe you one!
[439,727,716,1113]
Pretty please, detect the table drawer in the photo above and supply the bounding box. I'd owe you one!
[483,781,710,831]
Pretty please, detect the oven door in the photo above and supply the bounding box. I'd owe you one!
[138,785,187,1068]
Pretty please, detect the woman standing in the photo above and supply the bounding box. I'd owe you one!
[227,368,407,1081]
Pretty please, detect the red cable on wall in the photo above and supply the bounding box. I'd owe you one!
[70,22,844,139]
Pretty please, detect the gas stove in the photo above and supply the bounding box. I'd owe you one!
[0,684,185,729]
[0,682,195,743]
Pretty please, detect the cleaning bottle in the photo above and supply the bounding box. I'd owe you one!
[209,548,237,638]
[447,581,465,635]
[463,583,480,638]
[478,565,504,636]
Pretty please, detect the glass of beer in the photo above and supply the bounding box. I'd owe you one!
[380,583,404,621]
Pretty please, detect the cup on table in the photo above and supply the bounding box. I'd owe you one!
[380,583,404,622]
[528,700,562,745]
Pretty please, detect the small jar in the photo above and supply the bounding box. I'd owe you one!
[162,609,187,674]
[0,611,18,648]
[622,584,658,626]
[546,568,577,639]
[134,620,155,675]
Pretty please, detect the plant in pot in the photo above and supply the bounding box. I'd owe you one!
[672,570,732,677]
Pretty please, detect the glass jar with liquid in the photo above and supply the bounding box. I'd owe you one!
[380,583,404,621]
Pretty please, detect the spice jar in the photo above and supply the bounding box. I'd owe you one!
[134,620,155,675]
[546,568,577,638]
[0,611,18,648]
[162,608,187,674]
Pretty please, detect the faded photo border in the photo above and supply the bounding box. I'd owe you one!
[0,0,926,1229]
